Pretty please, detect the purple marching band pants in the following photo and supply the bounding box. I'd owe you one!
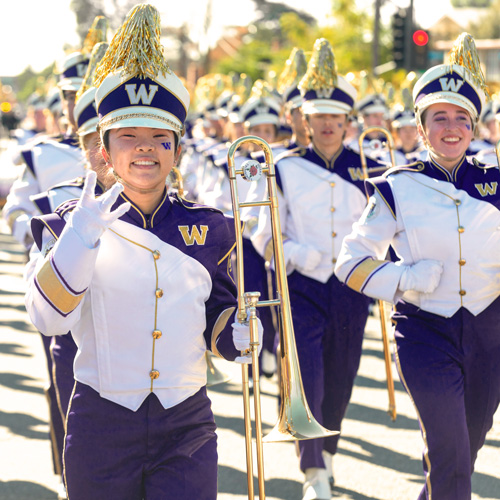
[287,270,370,471]
[393,298,500,500]
[63,383,218,500]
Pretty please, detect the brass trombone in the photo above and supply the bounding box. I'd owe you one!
[227,136,338,500]
[358,126,397,422]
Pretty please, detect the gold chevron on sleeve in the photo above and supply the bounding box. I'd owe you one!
[211,306,236,358]
[36,259,86,314]
[346,258,388,292]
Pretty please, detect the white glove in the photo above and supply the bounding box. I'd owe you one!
[398,259,444,294]
[70,171,131,248]
[232,314,264,364]
[287,242,322,273]
[12,213,33,249]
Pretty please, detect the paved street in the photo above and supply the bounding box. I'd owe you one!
[1,222,499,500]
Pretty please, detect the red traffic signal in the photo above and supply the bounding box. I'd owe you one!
[413,30,429,46]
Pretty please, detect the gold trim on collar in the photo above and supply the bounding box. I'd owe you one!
[120,192,147,228]
[150,190,168,228]
[312,144,343,169]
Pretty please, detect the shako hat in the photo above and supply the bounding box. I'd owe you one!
[391,109,416,128]
[298,38,357,115]
[57,52,89,92]
[94,4,190,140]
[74,42,109,136]
[239,80,282,128]
[355,93,388,115]
[57,16,108,92]
[278,47,307,110]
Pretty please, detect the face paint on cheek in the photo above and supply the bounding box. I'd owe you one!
[338,123,342,128]
[465,124,471,130]
[161,142,172,150]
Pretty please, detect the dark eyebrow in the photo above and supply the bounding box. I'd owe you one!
[432,110,468,117]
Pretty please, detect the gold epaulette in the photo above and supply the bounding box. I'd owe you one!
[384,161,425,177]
[472,157,497,170]
[275,146,307,162]
[175,194,224,214]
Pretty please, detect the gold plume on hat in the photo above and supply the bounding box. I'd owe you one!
[193,73,233,112]
[298,38,337,93]
[277,47,307,94]
[94,4,170,88]
[448,32,490,100]
[81,16,108,55]
[76,42,109,101]
[249,79,275,100]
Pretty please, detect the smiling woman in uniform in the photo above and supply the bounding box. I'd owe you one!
[335,33,500,500]
[24,4,261,499]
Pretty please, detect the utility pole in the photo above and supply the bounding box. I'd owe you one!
[404,0,414,71]
[203,0,213,74]
[372,0,382,71]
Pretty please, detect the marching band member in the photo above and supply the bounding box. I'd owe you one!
[210,79,284,378]
[252,38,384,499]
[473,101,500,165]
[1,15,107,250]
[3,20,106,499]
[2,48,87,250]
[468,99,500,155]
[350,92,407,166]
[278,47,310,150]
[25,42,109,500]
[24,5,260,499]
[335,33,500,500]
[44,86,64,136]
[391,108,424,162]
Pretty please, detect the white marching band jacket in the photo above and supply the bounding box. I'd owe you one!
[25,193,239,411]
[251,145,384,282]
[2,135,85,243]
[335,157,500,317]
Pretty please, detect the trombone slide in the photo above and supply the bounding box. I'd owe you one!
[359,126,397,421]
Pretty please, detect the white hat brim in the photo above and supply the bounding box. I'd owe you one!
[416,92,478,121]
[302,99,351,115]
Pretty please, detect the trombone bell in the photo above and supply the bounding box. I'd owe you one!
[206,352,232,387]
[228,135,339,445]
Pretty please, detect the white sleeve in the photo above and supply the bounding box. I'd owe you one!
[2,166,41,243]
[335,193,405,303]
[25,222,99,336]
[251,183,289,267]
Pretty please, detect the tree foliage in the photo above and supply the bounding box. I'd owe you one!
[213,0,376,85]
[451,0,492,6]
[468,0,500,38]
[70,0,137,43]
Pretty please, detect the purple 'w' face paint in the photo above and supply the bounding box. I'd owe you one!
[465,124,471,130]
[162,142,172,150]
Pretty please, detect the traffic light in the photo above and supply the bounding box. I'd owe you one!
[391,9,408,69]
[411,28,430,71]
